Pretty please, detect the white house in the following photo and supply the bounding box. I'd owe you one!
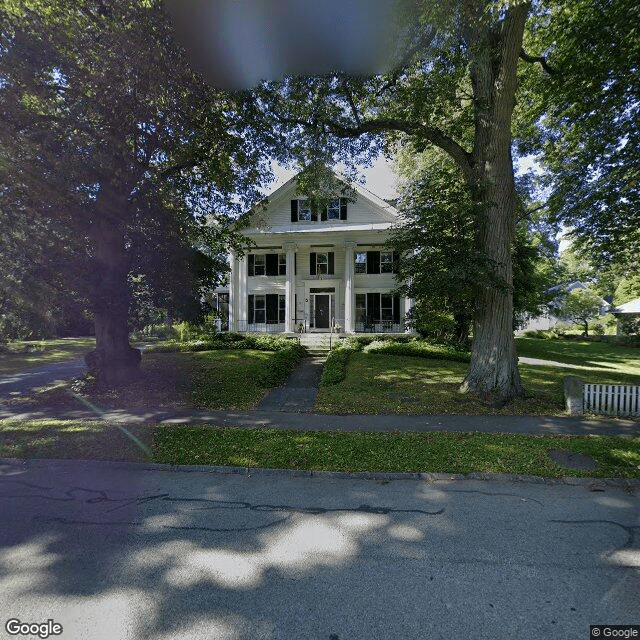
[221,172,412,334]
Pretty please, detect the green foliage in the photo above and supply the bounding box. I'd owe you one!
[614,276,640,306]
[520,0,640,271]
[144,332,306,387]
[553,287,605,335]
[151,427,640,479]
[320,338,362,386]
[0,1,272,372]
[362,339,471,363]
[256,342,307,387]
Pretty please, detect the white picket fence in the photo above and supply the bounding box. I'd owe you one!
[583,383,640,417]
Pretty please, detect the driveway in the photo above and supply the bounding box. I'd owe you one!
[0,358,86,399]
[0,459,637,640]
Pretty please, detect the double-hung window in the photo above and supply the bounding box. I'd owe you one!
[354,250,397,274]
[248,294,286,324]
[355,252,367,274]
[380,252,395,274]
[310,251,335,275]
[253,295,266,323]
[252,254,265,276]
[316,252,329,275]
[326,198,340,220]
[248,253,286,276]
[297,200,312,221]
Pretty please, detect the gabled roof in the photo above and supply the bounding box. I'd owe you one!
[240,168,400,228]
[611,297,640,314]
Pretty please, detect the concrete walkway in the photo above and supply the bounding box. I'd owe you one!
[1,356,639,436]
[256,356,326,412]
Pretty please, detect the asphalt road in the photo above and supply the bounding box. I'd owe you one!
[0,459,638,640]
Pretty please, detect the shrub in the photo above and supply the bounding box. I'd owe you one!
[257,342,307,387]
[321,338,362,385]
[362,339,471,362]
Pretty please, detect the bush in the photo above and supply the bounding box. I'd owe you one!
[362,339,471,362]
[257,342,307,387]
[321,338,362,385]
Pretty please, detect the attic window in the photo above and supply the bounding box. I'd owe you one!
[327,199,340,220]
[298,199,312,221]
[291,198,347,222]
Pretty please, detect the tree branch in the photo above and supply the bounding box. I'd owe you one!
[519,48,556,75]
[324,118,474,183]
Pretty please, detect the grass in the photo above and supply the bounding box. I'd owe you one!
[1,420,638,479]
[315,338,640,416]
[0,337,95,375]
[2,350,273,412]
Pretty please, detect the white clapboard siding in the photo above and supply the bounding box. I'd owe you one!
[583,384,640,416]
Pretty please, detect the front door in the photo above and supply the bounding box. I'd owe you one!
[313,294,331,329]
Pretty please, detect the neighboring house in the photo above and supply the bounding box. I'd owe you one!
[610,297,640,335]
[517,281,610,333]
[221,172,412,334]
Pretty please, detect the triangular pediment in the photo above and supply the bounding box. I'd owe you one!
[242,170,399,233]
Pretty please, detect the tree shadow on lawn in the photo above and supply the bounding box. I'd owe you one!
[0,351,271,413]
[515,338,640,375]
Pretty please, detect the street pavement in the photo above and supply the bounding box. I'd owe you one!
[0,458,638,640]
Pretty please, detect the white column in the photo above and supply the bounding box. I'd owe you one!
[344,241,356,333]
[284,242,296,333]
[228,250,237,331]
[238,254,248,331]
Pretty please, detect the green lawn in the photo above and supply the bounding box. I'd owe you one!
[315,338,640,416]
[0,337,95,375]
[1,420,638,479]
[3,350,273,411]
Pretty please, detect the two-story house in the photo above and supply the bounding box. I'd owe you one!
[220,172,412,334]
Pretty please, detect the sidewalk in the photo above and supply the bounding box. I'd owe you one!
[1,404,639,436]
[1,356,639,436]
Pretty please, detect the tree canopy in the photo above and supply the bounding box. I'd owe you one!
[0,0,271,382]
[520,0,640,272]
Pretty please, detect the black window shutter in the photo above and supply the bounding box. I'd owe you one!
[367,293,381,322]
[328,252,334,275]
[340,198,347,220]
[367,251,380,274]
[321,205,327,222]
[266,253,278,276]
[248,254,255,277]
[294,253,297,275]
[310,252,316,275]
[248,295,254,324]
[266,294,279,324]
[393,296,400,323]
[291,200,298,222]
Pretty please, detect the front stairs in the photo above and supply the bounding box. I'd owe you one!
[294,332,344,356]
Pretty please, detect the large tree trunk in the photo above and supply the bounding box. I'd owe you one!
[459,1,528,404]
[85,215,140,387]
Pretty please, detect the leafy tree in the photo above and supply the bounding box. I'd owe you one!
[253,0,537,403]
[614,276,640,306]
[0,0,269,384]
[392,148,559,345]
[520,0,640,271]
[553,287,604,336]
